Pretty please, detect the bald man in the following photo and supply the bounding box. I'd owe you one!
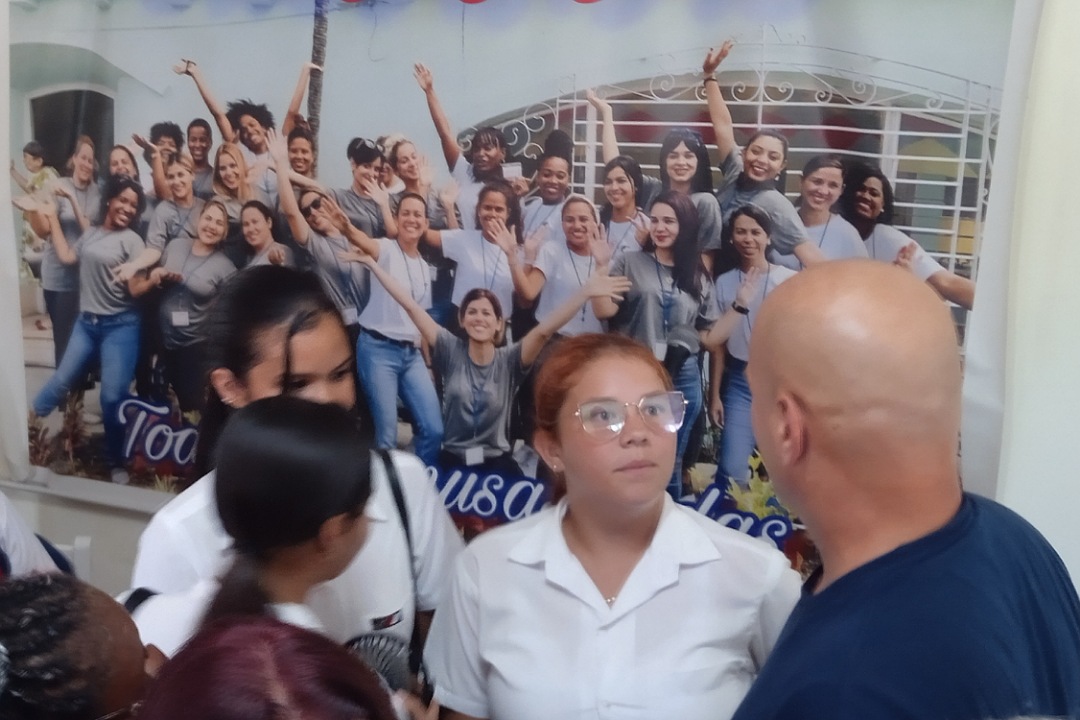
[731,260,1080,720]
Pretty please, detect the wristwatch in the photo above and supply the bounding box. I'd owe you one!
[732,301,750,315]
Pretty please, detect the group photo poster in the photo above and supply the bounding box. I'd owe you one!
[5,0,1020,559]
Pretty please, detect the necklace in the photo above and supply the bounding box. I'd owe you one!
[566,245,593,322]
[397,244,430,303]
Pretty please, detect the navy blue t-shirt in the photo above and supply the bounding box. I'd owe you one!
[731,493,1080,720]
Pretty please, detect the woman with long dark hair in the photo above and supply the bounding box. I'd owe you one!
[838,162,975,310]
[597,155,651,261]
[592,189,717,498]
[129,266,462,657]
[31,174,147,484]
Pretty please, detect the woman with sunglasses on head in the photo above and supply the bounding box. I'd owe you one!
[129,265,463,658]
[838,162,976,310]
[770,154,868,271]
[425,332,800,720]
[701,41,826,274]
[331,137,397,240]
[30,174,147,485]
[343,238,629,478]
[592,190,717,500]
[415,62,512,230]
[702,205,798,486]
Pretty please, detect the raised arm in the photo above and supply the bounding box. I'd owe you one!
[132,134,171,201]
[588,226,621,320]
[269,129,310,245]
[39,197,78,266]
[414,63,461,171]
[10,161,31,194]
[282,62,320,136]
[585,89,620,164]
[703,40,737,162]
[360,177,398,239]
[702,267,760,351]
[490,220,545,303]
[323,193,381,259]
[175,59,237,145]
[342,249,441,347]
[927,270,975,311]
[520,268,631,365]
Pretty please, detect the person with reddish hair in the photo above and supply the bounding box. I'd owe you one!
[425,332,800,720]
[136,616,400,720]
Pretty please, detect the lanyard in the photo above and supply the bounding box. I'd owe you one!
[398,244,430,303]
[480,235,503,291]
[180,241,215,285]
[465,354,495,440]
[652,254,675,334]
[607,218,636,254]
[566,244,593,322]
[171,201,199,241]
[736,264,771,335]
[526,202,560,238]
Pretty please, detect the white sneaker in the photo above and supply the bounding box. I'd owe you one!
[110,468,130,485]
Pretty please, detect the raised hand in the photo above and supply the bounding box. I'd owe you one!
[734,265,763,308]
[703,40,734,76]
[172,58,195,76]
[303,61,323,73]
[488,218,518,255]
[417,154,435,192]
[413,62,434,93]
[360,177,389,205]
[438,179,459,209]
[631,210,651,246]
[584,88,611,114]
[523,225,548,263]
[589,222,614,267]
[584,268,632,302]
[266,128,289,168]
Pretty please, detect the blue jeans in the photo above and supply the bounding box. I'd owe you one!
[670,355,703,500]
[718,358,754,485]
[33,310,140,469]
[356,329,443,468]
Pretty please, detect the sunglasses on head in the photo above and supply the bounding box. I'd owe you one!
[300,196,323,218]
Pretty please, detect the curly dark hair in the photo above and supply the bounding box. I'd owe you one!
[0,574,107,720]
[225,99,276,136]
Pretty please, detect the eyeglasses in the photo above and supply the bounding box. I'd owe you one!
[300,196,323,218]
[95,701,141,720]
[574,391,686,440]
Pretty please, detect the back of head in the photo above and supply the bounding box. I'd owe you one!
[0,574,139,720]
[749,260,962,504]
[137,617,397,720]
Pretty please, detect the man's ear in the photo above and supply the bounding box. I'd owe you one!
[775,391,809,468]
[209,368,246,409]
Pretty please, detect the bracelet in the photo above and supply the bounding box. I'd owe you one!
[703,76,718,87]
[732,301,749,315]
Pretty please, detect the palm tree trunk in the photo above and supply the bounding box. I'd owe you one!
[308,0,330,174]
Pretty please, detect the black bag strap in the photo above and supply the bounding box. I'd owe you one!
[378,449,414,565]
[123,587,159,614]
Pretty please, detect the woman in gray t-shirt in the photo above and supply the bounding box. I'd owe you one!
[344,246,629,478]
[31,175,148,484]
[138,200,237,413]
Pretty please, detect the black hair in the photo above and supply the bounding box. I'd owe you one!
[287,125,314,146]
[201,397,373,626]
[193,266,365,480]
[21,140,45,159]
[599,154,646,228]
[838,161,895,227]
[145,121,184,164]
[0,574,107,720]
[465,126,508,182]
[240,199,274,225]
[658,128,713,194]
[346,137,381,166]
[648,189,705,300]
[186,118,212,138]
[721,204,774,259]
[476,179,524,244]
[99,173,147,229]
[225,99,276,136]
[542,129,574,167]
[796,153,845,209]
[396,191,428,216]
[740,129,790,190]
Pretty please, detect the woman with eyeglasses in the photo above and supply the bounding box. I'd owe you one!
[425,332,800,720]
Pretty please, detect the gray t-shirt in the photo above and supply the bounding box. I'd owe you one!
[712,150,807,255]
[71,226,145,315]
[434,328,525,458]
[302,229,370,324]
[157,238,237,348]
[42,177,101,292]
[609,251,718,357]
[192,166,215,201]
[145,198,205,253]
[639,176,723,252]
[331,187,386,238]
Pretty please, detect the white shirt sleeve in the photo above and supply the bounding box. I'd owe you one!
[394,451,464,612]
[425,550,489,718]
[130,512,204,592]
[441,229,466,264]
[0,490,58,576]
[748,553,802,670]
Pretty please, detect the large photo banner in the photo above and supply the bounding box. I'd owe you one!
[8,0,1017,559]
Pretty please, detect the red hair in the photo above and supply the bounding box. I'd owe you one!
[136,617,396,720]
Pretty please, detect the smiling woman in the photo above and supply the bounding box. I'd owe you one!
[424,332,801,720]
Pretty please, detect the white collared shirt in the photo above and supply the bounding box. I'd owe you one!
[425,496,800,720]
